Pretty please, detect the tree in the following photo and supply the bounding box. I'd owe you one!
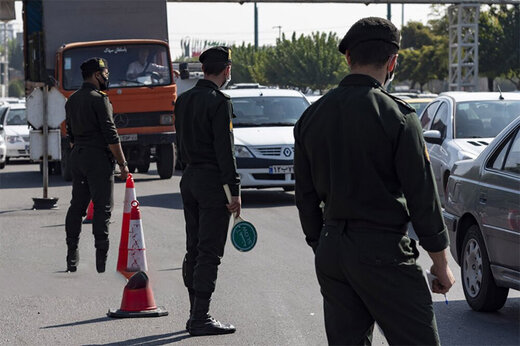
[229,43,269,84]
[263,32,348,92]
[401,21,436,49]
[479,7,508,90]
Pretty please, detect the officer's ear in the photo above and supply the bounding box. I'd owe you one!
[388,54,398,72]
[345,51,352,67]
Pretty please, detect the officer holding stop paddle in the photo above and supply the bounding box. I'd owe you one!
[175,46,240,336]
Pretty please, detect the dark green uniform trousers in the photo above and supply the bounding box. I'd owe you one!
[315,220,440,346]
[180,166,231,296]
[65,146,114,253]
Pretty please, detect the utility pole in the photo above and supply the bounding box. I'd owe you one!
[254,2,258,50]
[387,3,391,21]
[2,21,8,97]
[273,25,282,41]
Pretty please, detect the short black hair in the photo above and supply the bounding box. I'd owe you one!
[202,62,230,76]
[348,40,398,68]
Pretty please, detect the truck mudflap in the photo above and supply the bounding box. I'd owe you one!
[119,132,175,145]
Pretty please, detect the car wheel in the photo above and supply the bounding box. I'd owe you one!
[461,225,509,312]
[156,143,174,179]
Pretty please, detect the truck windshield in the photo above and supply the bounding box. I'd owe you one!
[62,44,172,90]
[231,97,310,127]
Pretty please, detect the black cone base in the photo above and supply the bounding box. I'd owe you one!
[107,306,168,318]
[32,197,59,209]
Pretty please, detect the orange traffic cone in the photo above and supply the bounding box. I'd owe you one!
[118,200,148,279]
[83,201,94,224]
[117,174,136,277]
[107,271,168,318]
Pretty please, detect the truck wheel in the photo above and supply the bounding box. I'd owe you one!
[157,143,174,179]
[61,146,72,181]
[461,225,508,312]
[137,162,150,173]
[0,161,4,169]
[128,165,136,173]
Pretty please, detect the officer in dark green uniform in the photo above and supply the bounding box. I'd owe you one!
[65,58,129,273]
[175,46,240,336]
[294,17,455,345]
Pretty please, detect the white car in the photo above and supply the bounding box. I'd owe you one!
[421,92,520,201]
[226,88,310,190]
[0,104,30,162]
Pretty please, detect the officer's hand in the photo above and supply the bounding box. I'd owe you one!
[118,165,129,181]
[227,196,241,218]
[430,264,455,294]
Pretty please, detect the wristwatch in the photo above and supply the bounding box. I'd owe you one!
[118,161,128,167]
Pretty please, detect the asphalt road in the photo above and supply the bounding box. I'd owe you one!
[0,161,519,346]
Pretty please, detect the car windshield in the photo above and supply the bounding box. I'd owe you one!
[63,43,172,90]
[455,100,520,138]
[409,102,428,116]
[231,96,309,127]
[5,109,27,125]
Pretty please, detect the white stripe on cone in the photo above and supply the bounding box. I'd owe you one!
[123,187,137,214]
[127,217,148,272]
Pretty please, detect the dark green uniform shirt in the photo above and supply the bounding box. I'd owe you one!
[294,74,449,253]
[65,82,119,149]
[175,79,240,195]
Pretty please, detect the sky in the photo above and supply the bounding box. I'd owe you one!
[13,1,446,60]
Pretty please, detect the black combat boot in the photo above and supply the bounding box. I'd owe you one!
[188,297,236,336]
[96,249,107,273]
[185,292,195,330]
[66,247,79,272]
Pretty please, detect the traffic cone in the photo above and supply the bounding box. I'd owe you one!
[117,174,136,277]
[83,201,94,224]
[119,200,148,279]
[107,271,168,318]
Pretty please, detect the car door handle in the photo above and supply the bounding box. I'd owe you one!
[479,194,487,204]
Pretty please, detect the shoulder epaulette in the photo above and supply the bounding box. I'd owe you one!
[378,87,415,112]
[95,90,108,97]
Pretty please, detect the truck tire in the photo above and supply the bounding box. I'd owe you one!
[137,162,150,173]
[128,164,136,173]
[461,225,509,312]
[0,161,4,169]
[61,146,73,181]
[157,143,174,179]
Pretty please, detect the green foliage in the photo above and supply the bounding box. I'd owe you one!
[8,79,24,97]
[230,32,348,92]
[8,38,23,72]
[401,21,436,49]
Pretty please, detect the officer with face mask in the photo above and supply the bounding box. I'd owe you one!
[174,46,240,336]
[294,18,455,345]
[64,57,129,273]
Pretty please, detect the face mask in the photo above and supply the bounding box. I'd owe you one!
[384,70,395,89]
[97,73,109,91]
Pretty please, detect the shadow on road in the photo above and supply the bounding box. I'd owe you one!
[435,297,520,345]
[84,330,192,345]
[41,317,113,329]
[241,189,295,208]
[138,193,183,210]
[0,169,71,189]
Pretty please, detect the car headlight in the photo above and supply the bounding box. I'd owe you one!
[7,135,23,144]
[235,145,254,158]
[457,151,476,161]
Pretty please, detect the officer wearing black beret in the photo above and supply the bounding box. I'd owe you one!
[294,17,455,345]
[175,46,239,336]
[65,57,129,273]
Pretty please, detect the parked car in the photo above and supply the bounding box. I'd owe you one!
[421,92,520,201]
[0,104,30,162]
[443,115,520,312]
[406,97,435,118]
[0,125,6,169]
[226,88,310,190]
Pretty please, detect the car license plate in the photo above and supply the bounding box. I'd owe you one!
[269,165,293,174]
[120,134,137,142]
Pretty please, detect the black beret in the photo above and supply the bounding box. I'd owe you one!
[338,17,400,54]
[199,46,232,64]
[80,57,108,74]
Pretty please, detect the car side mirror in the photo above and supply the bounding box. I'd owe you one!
[423,130,443,145]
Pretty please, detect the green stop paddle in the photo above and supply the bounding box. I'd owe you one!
[223,185,257,252]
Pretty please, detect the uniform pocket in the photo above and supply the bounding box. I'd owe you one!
[356,231,416,266]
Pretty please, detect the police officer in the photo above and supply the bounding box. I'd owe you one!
[294,17,455,345]
[175,46,240,336]
[65,58,129,273]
